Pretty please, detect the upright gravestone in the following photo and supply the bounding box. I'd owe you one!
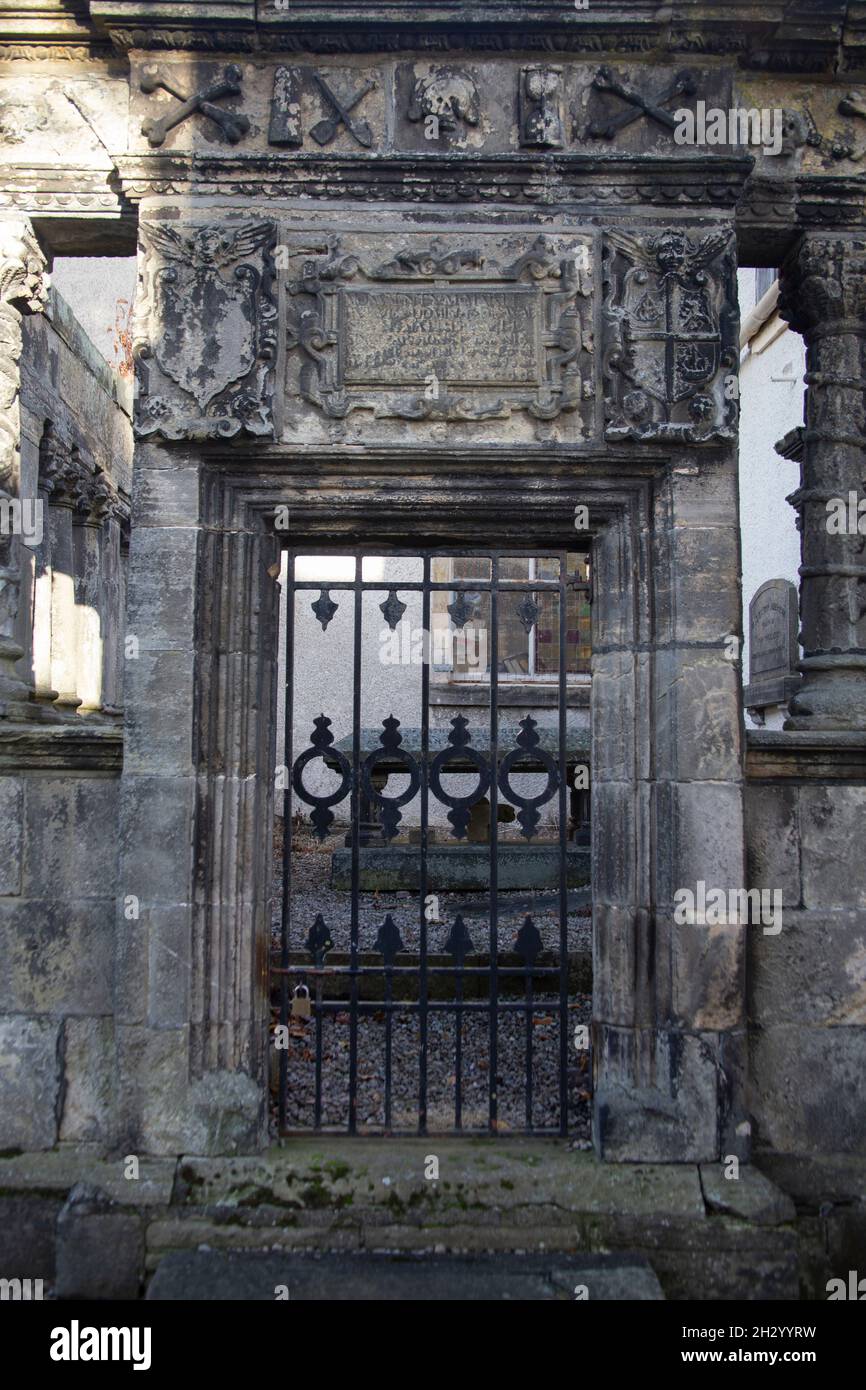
[744,578,801,712]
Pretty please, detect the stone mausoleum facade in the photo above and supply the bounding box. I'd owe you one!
[0,1,864,1300]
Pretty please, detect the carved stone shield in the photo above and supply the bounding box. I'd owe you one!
[153,263,258,408]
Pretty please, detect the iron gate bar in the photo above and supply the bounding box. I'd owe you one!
[419,554,430,1134]
[489,554,499,1133]
[277,546,587,1137]
[558,549,569,1137]
[278,551,295,1134]
[349,555,362,1135]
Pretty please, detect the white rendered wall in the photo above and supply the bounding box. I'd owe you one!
[736,268,805,729]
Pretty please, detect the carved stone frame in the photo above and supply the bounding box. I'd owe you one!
[117,443,746,1162]
[285,234,593,427]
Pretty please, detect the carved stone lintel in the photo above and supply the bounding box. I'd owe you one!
[134,220,278,441]
[602,227,738,443]
[777,235,866,731]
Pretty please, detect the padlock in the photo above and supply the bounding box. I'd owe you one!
[291,983,312,1020]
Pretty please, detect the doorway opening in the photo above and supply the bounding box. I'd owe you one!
[272,546,592,1137]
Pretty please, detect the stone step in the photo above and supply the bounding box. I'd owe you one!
[146,1250,665,1301]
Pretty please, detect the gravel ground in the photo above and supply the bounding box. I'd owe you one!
[270,822,593,1140]
[272,1002,592,1136]
[273,824,592,957]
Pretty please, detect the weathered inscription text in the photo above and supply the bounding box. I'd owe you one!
[341,287,539,385]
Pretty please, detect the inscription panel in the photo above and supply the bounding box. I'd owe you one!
[284,231,595,446]
[342,287,539,386]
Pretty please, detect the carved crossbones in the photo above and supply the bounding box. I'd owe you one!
[140,65,250,147]
[588,66,698,140]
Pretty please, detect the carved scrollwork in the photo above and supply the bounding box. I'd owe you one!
[602,227,738,443]
[134,219,277,441]
[285,234,593,428]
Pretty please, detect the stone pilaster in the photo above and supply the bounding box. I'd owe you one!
[72,461,105,718]
[0,218,45,718]
[47,449,84,714]
[778,235,866,731]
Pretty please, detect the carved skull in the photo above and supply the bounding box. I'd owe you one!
[408,68,480,135]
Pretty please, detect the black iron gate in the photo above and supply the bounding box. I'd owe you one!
[273,549,591,1136]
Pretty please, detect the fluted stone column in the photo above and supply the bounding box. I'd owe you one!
[97,478,126,719]
[29,423,62,707]
[778,235,866,730]
[0,218,45,718]
[47,448,83,713]
[72,461,105,717]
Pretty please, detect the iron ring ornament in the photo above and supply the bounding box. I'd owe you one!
[497,716,560,839]
[361,716,421,842]
[292,714,352,840]
[428,715,491,840]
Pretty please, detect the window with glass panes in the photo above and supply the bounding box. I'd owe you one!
[430,553,591,679]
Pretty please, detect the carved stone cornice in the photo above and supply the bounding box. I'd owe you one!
[86,2,859,77]
[778,235,866,337]
[116,152,753,210]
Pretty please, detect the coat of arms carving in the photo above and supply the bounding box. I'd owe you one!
[602,228,738,443]
[134,220,278,440]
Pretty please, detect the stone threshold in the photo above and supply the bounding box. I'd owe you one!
[5,1140,850,1301]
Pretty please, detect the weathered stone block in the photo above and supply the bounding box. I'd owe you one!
[125,526,200,651]
[0,777,23,895]
[592,781,636,906]
[0,1016,60,1149]
[0,901,112,1015]
[653,649,741,782]
[750,1025,866,1156]
[123,647,195,776]
[0,1150,176,1206]
[119,774,194,906]
[593,1025,721,1163]
[671,915,744,1031]
[0,1195,61,1279]
[148,905,191,1029]
[748,909,866,1028]
[590,650,635,782]
[60,1017,115,1144]
[800,787,866,910]
[699,1163,796,1224]
[594,904,647,1027]
[133,462,200,530]
[653,781,745,909]
[56,1187,144,1300]
[670,524,741,644]
[23,777,119,900]
[744,782,801,908]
